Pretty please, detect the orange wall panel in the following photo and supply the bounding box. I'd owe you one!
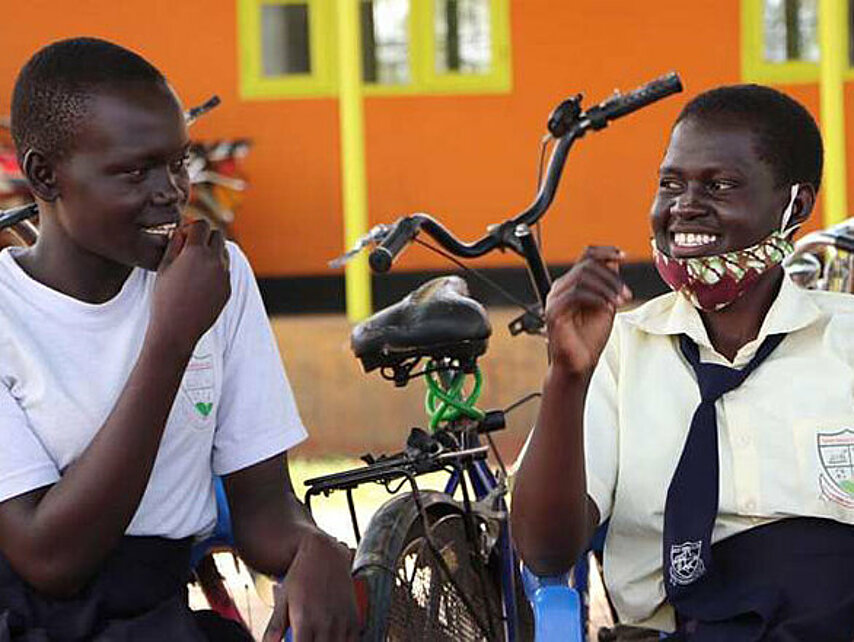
[0,0,841,279]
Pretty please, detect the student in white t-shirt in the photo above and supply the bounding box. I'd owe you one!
[0,38,357,641]
[512,85,854,640]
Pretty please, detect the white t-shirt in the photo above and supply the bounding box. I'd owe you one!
[0,242,307,538]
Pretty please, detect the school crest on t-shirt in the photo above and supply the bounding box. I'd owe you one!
[817,429,854,509]
[182,350,215,419]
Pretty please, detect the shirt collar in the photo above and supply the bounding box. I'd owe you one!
[622,274,822,353]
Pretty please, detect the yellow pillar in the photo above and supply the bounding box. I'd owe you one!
[819,0,848,225]
[338,0,372,321]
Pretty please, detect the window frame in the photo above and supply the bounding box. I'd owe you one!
[740,0,854,83]
[238,0,338,99]
[237,0,512,100]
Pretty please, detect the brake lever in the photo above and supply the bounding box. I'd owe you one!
[328,223,391,268]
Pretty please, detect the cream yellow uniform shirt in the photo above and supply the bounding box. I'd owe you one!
[585,274,854,631]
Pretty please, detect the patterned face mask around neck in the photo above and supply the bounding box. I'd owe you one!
[652,185,799,312]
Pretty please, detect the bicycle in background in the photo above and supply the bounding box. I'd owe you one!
[0,95,251,250]
[310,72,683,642]
[0,118,35,248]
[186,137,252,235]
[784,217,854,292]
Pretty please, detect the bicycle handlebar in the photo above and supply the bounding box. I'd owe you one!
[817,230,854,253]
[369,216,424,272]
[0,202,38,231]
[368,72,683,273]
[586,73,683,126]
[185,95,221,125]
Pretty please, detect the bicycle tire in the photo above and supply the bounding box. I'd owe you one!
[353,490,530,642]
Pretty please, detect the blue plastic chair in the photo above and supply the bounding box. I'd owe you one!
[191,477,294,641]
[521,521,612,641]
[191,476,235,567]
[521,565,584,642]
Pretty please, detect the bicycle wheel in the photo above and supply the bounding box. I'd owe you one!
[354,490,515,642]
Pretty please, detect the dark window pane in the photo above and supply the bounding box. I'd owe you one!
[849,1,854,66]
[435,0,492,74]
[262,3,311,76]
[763,0,818,63]
[361,0,410,84]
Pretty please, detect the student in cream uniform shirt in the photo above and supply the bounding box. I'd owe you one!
[513,85,854,641]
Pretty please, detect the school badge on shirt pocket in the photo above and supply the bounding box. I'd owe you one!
[180,348,217,428]
[817,429,854,509]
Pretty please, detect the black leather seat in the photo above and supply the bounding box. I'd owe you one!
[351,276,491,373]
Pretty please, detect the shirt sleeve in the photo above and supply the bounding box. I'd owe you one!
[0,383,60,504]
[584,327,620,525]
[211,243,308,475]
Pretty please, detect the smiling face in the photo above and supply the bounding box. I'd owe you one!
[651,117,794,259]
[48,82,190,273]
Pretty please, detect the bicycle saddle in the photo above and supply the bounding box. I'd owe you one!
[351,276,491,374]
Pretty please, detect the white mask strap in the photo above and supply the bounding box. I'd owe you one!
[780,184,800,233]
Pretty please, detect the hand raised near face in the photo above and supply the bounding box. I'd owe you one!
[150,219,231,353]
[545,246,633,376]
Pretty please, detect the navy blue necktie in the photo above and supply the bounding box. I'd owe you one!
[663,332,785,608]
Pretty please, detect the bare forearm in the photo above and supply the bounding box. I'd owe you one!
[224,454,321,577]
[511,364,597,575]
[6,329,192,595]
[233,491,317,576]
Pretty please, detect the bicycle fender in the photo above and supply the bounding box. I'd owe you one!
[352,490,461,576]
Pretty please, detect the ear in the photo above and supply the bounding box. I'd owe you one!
[21,149,59,202]
[787,183,816,231]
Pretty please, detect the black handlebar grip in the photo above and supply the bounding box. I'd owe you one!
[368,217,423,272]
[604,72,683,121]
[186,95,221,122]
[833,233,854,253]
[0,202,38,231]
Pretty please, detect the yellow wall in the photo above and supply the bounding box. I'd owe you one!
[0,1,838,280]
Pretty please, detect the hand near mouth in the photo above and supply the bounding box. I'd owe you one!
[149,219,231,355]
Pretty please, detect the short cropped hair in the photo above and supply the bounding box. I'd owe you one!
[676,84,824,192]
[11,37,166,164]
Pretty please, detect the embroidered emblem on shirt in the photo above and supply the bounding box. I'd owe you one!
[817,429,854,508]
[669,541,706,586]
[182,351,215,420]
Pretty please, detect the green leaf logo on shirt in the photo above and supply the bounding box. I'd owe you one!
[195,402,213,417]
[182,350,216,424]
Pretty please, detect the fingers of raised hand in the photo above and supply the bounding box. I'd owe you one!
[159,226,187,269]
[207,226,224,249]
[580,245,625,271]
[547,262,631,318]
[184,218,211,246]
[205,226,230,267]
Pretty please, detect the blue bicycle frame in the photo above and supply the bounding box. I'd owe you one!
[445,457,586,641]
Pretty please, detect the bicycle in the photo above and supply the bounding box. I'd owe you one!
[0,75,682,640]
[185,137,252,236]
[0,118,36,248]
[783,217,854,292]
[307,72,684,642]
